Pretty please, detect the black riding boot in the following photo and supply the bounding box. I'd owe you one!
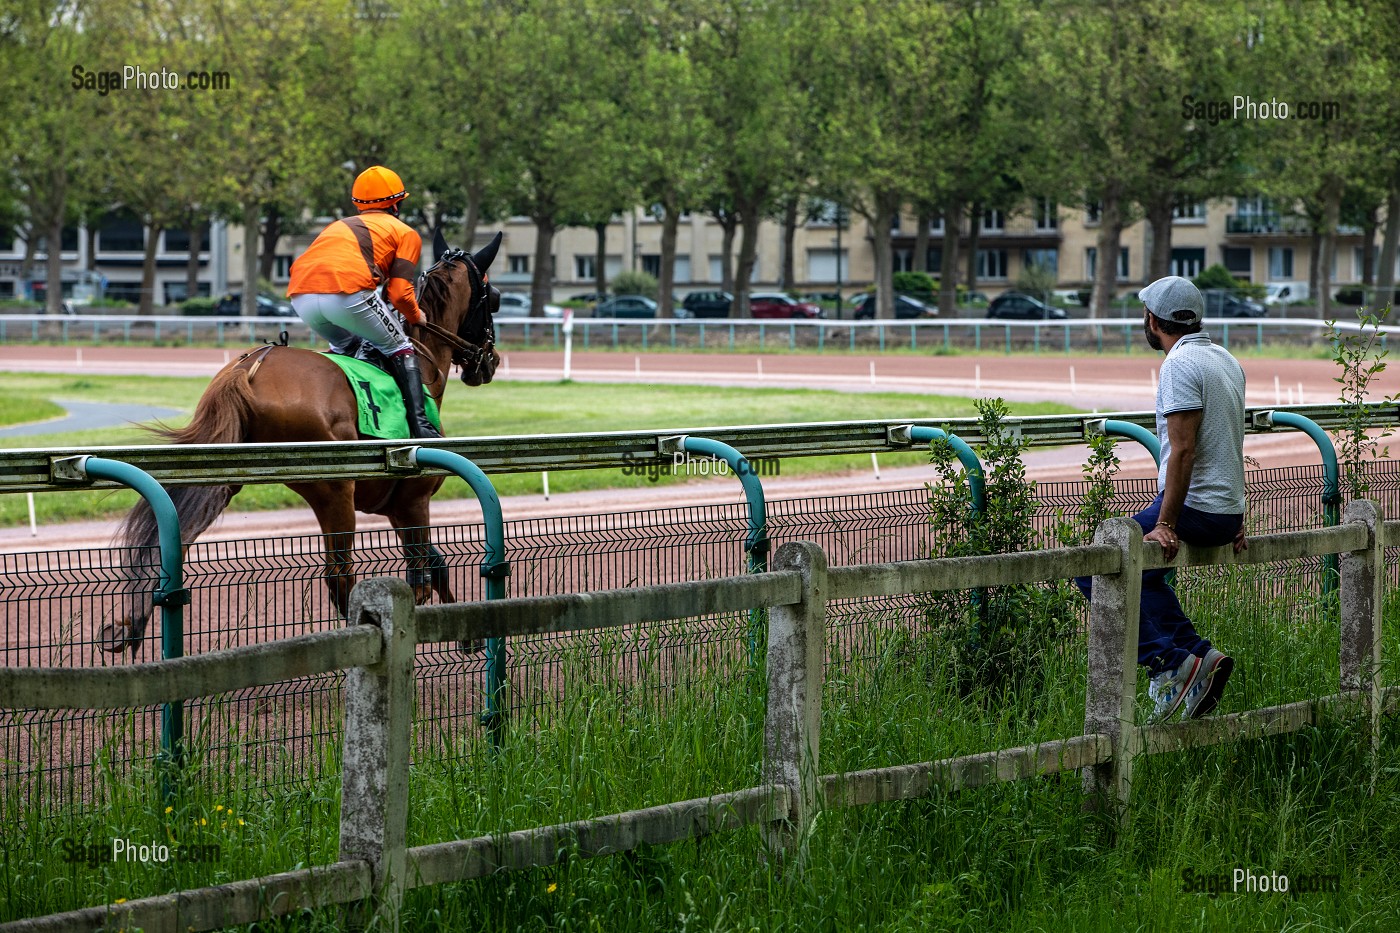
[388,352,442,439]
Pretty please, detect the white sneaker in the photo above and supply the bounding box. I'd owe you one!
[1148,654,1204,722]
[1182,648,1233,719]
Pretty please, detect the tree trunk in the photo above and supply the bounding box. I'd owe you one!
[1307,230,1321,320]
[870,195,898,320]
[45,210,64,316]
[913,208,931,274]
[1317,179,1341,319]
[964,201,982,295]
[1090,185,1124,320]
[139,221,163,315]
[185,216,204,303]
[259,204,281,284]
[1377,178,1400,320]
[1360,208,1377,286]
[530,214,556,317]
[718,212,737,295]
[85,223,98,272]
[938,200,963,317]
[1146,194,1173,281]
[733,209,760,317]
[594,222,608,298]
[461,184,481,247]
[20,225,36,300]
[241,203,259,317]
[658,207,679,319]
[780,198,798,291]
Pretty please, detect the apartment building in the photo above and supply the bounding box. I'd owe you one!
[6,197,1390,308]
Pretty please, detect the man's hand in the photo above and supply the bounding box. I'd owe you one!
[1144,524,1179,561]
[1232,525,1248,554]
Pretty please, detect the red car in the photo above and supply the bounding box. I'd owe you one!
[748,292,824,319]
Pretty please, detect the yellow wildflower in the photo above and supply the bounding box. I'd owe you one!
[164,806,173,814]
[199,818,207,826]
[547,882,558,894]
[114,898,127,905]
[215,805,224,813]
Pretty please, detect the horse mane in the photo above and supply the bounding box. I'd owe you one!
[417,260,465,325]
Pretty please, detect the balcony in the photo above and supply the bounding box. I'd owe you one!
[1225,214,1311,237]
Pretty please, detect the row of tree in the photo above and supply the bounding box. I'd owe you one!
[3,0,1398,319]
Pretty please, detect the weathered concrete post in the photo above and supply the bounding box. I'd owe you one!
[1081,518,1143,828]
[762,541,827,869]
[340,577,417,929]
[1339,499,1384,787]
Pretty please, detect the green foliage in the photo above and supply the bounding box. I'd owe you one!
[924,398,1080,702]
[1328,314,1397,499]
[610,270,659,300]
[893,271,936,297]
[180,298,217,316]
[1015,260,1058,301]
[1054,433,1124,547]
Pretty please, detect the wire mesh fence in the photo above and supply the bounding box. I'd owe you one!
[3,458,1396,822]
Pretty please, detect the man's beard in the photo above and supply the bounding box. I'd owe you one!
[1144,318,1163,351]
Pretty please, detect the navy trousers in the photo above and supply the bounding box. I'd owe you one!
[1076,495,1242,675]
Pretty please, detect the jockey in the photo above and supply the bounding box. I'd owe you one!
[287,165,441,439]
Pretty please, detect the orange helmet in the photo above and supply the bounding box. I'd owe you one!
[351,166,408,209]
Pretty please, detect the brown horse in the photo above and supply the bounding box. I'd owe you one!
[102,231,503,654]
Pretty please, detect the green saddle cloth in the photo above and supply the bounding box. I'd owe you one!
[323,353,442,440]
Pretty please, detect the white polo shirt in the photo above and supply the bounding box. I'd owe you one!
[1155,332,1246,514]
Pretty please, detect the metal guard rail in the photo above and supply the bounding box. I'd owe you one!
[2,401,1393,493]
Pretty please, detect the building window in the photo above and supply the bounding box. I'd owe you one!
[1170,248,1206,278]
[508,255,530,275]
[1034,198,1058,230]
[976,249,1008,280]
[980,209,1004,233]
[1023,248,1059,275]
[1223,247,1252,279]
[926,247,942,271]
[709,255,724,283]
[1085,247,1130,281]
[642,254,662,278]
[1173,201,1206,222]
[892,248,912,273]
[164,224,211,254]
[98,214,146,253]
[928,215,944,234]
[806,249,848,283]
[673,256,692,283]
[273,255,293,280]
[574,255,595,281]
[1085,202,1103,225]
[1267,246,1293,279]
[805,199,846,227]
[1236,195,1270,217]
[37,226,80,254]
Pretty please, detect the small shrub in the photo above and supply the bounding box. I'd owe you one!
[1014,261,1057,302]
[1329,313,1397,499]
[180,298,217,316]
[893,271,936,299]
[611,270,658,300]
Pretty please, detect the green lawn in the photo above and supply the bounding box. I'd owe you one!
[0,374,1074,527]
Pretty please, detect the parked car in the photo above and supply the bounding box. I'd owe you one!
[681,290,733,318]
[594,295,659,319]
[1264,281,1308,306]
[748,292,824,319]
[1202,291,1266,318]
[851,293,937,320]
[213,293,296,318]
[495,292,565,318]
[986,292,1068,320]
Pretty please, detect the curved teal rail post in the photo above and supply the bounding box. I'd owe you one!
[907,427,985,520]
[1253,410,1341,594]
[1085,419,1162,466]
[665,436,770,666]
[57,455,187,798]
[399,446,512,746]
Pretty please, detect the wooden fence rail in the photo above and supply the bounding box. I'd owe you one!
[2,508,1393,932]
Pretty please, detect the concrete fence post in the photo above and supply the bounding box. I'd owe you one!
[340,577,417,929]
[762,541,827,870]
[1081,517,1143,828]
[1339,499,1384,785]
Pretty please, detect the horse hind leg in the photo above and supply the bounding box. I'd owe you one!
[290,481,358,619]
[103,484,237,656]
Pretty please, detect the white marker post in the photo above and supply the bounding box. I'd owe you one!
[27,493,37,537]
[542,471,550,500]
[869,361,876,385]
[1297,382,1305,405]
[1070,365,1077,395]
[975,364,981,393]
[561,308,574,381]
[634,355,641,378]
[871,453,881,479]
[1274,375,1281,405]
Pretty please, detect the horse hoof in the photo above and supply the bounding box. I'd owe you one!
[97,621,137,654]
[458,639,484,655]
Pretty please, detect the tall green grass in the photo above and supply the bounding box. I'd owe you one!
[5,563,1397,929]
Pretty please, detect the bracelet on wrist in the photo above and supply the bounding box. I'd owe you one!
[1155,520,1174,531]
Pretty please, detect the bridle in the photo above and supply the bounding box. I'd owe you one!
[416,248,496,380]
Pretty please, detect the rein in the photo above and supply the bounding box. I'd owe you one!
[416,247,495,378]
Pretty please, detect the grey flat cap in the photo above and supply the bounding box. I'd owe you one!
[1140,275,1204,325]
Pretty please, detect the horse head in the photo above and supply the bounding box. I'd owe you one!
[420,230,503,386]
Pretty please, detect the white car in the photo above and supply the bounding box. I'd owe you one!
[495,292,563,318]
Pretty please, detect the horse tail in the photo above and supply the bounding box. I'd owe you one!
[106,366,255,653]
